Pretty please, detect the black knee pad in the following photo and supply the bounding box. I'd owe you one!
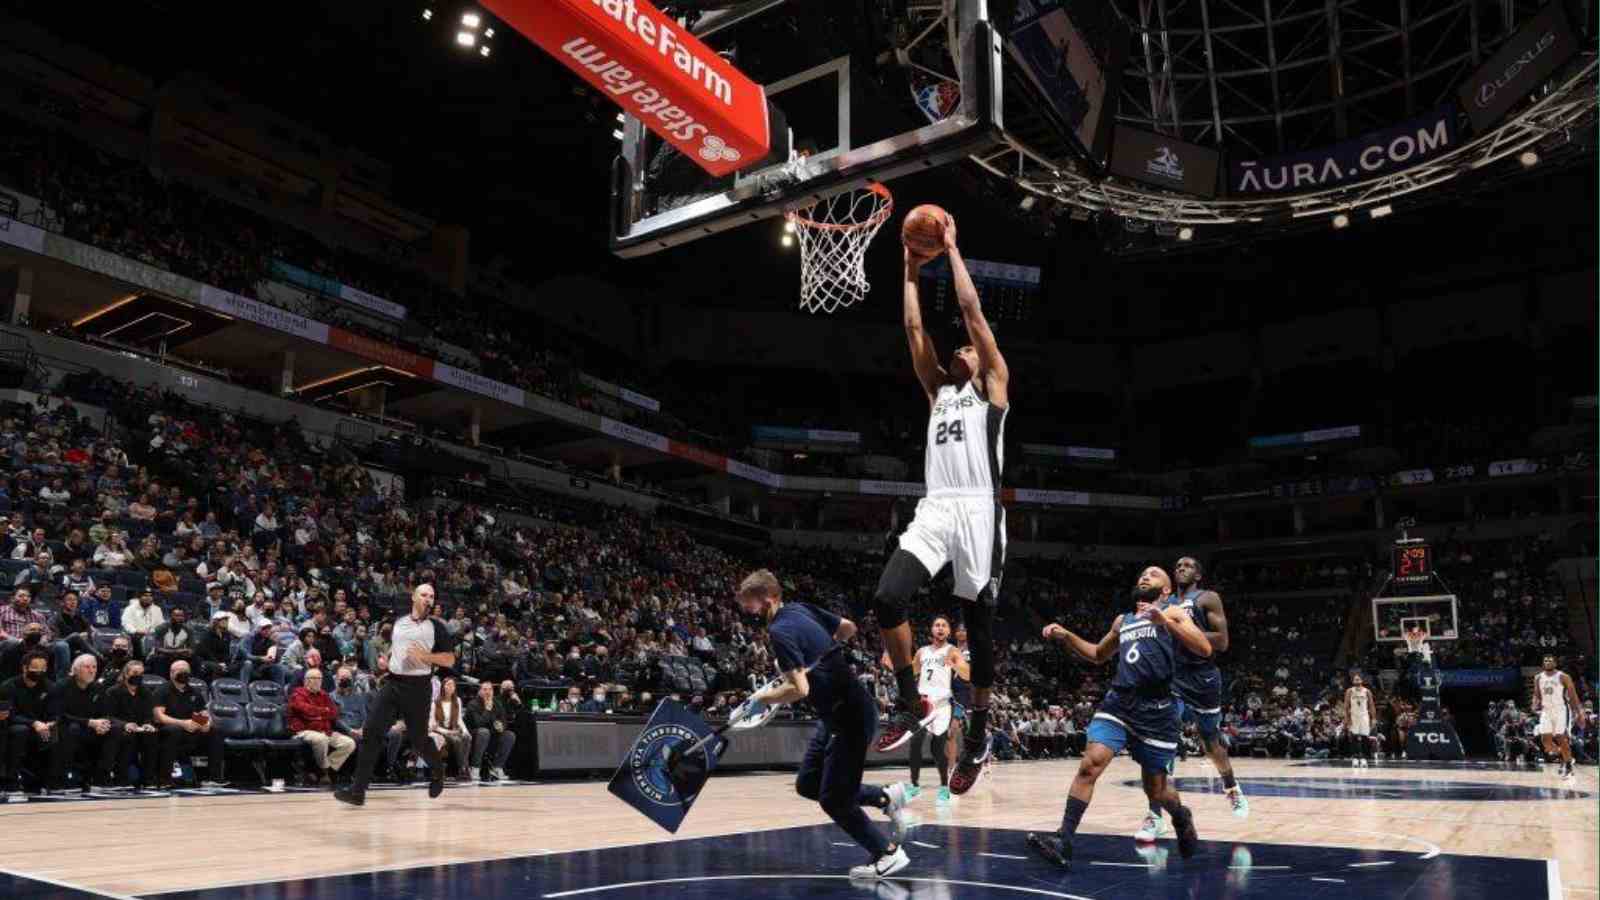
[869,549,929,629]
[962,597,995,689]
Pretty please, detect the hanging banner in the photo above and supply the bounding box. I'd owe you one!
[1457,3,1579,132]
[484,0,770,176]
[1228,108,1457,195]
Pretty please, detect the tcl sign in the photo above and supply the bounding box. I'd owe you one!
[1418,732,1453,745]
[485,0,770,176]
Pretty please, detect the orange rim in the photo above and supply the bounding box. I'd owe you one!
[785,182,894,232]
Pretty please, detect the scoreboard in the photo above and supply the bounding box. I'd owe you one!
[1392,544,1433,583]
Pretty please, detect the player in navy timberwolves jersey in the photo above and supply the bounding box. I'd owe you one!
[1027,566,1213,869]
[870,214,1009,799]
[1134,557,1247,842]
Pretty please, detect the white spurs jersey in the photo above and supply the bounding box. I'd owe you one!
[1538,671,1569,719]
[925,381,1006,498]
[918,644,955,701]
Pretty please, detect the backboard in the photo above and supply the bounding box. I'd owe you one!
[1373,594,1459,643]
[609,0,1005,257]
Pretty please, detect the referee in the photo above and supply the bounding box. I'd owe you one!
[335,584,456,806]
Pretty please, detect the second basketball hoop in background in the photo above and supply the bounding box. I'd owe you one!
[786,183,893,314]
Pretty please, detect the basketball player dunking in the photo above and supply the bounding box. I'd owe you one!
[1344,672,1377,767]
[883,616,969,803]
[1028,566,1211,868]
[1533,654,1581,783]
[871,214,1008,800]
[1137,557,1247,843]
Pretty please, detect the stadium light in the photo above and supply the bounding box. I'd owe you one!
[457,31,476,47]
[611,128,625,141]
[1177,227,1193,241]
[783,220,796,234]
[422,8,433,21]
[781,234,793,248]
[1332,213,1350,230]
[1519,150,1539,167]
[1369,204,1393,219]
[462,11,481,28]
[480,45,491,57]
[484,27,494,38]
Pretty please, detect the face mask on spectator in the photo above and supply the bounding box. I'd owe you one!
[172,671,189,686]
[337,677,352,689]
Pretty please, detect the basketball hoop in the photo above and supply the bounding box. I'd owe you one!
[786,182,893,314]
[1404,628,1428,655]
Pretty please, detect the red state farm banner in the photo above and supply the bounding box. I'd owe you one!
[668,440,726,470]
[485,0,769,177]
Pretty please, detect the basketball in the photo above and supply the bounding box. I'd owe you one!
[902,204,949,257]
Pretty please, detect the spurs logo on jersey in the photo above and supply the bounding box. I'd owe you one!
[918,645,954,701]
[925,381,1006,497]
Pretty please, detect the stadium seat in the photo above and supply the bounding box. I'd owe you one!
[189,679,209,703]
[90,627,124,656]
[248,680,285,704]
[118,571,149,591]
[0,559,27,579]
[212,701,261,782]
[248,702,309,782]
[211,678,247,704]
[140,674,168,692]
[86,569,118,585]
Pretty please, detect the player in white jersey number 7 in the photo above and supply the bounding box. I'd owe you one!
[869,212,1009,799]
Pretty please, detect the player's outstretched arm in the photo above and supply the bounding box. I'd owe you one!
[1159,605,1213,658]
[1043,617,1118,665]
[1198,591,1229,653]
[942,216,1009,408]
[903,246,945,400]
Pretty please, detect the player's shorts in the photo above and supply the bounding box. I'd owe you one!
[898,493,1005,602]
[1348,718,1372,738]
[923,697,953,737]
[1538,708,1572,737]
[1171,667,1223,740]
[1086,690,1180,775]
[951,701,967,723]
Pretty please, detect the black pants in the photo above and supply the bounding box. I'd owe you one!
[53,722,122,788]
[351,675,441,793]
[5,723,51,788]
[909,726,949,787]
[157,725,226,786]
[117,729,159,787]
[795,684,891,859]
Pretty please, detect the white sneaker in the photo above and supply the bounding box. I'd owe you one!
[492,768,509,781]
[1135,811,1168,842]
[1225,786,1250,819]
[850,846,910,880]
[882,783,912,843]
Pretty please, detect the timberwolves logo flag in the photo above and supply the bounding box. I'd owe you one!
[608,700,728,832]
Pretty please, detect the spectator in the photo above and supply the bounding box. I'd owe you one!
[1,590,69,675]
[146,607,195,678]
[9,528,51,563]
[239,622,287,687]
[93,532,133,569]
[578,685,608,714]
[194,612,235,681]
[466,681,515,781]
[287,668,355,787]
[104,658,158,789]
[120,589,165,655]
[98,636,135,689]
[13,552,57,592]
[48,654,118,792]
[59,560,95,598]
[428,676,472,780]
[2,651,56,794]
[332,665,369,745]
[50,591,97,666]
[151,660,225,788]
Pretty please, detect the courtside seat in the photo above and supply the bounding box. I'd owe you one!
[248,680,285,704]
[211,678,248,705]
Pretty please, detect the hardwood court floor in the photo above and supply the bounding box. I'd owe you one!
[0,757,1593,898]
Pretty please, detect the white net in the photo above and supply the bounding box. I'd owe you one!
[786,183,893,314]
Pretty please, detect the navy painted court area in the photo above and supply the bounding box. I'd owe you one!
[0,823,1544,900]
